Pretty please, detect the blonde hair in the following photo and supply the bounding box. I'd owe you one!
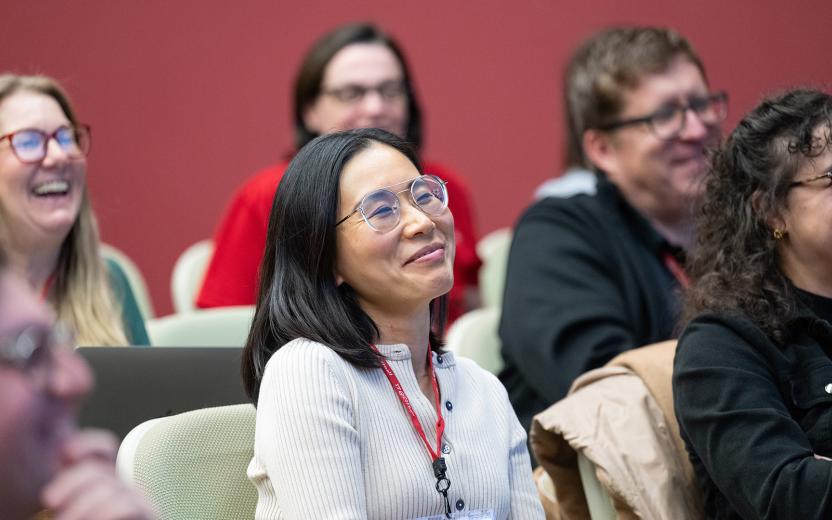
[0,73,127,345]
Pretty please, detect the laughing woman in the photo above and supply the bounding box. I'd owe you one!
[243,128,543,519]
[0,74,147,345]
[674,89,832,519]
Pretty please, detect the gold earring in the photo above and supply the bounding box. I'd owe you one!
[773,228,785,240]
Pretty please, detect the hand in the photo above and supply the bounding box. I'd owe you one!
[40,430,157,520]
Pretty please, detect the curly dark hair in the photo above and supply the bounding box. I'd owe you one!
[683,88,832,343]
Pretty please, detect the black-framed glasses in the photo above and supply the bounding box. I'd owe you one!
[0,124,91,164]
[599,91,728,140]
[789,170,832,189]
[321,80,407,104]
[336,175,448,233]
[0,322,74,389]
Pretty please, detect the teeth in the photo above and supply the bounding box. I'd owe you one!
[33,181,69,196]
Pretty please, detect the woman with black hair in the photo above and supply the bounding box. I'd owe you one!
[674,89,832,519]
[242,128,542,519]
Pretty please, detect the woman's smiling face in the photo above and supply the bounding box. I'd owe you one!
[0,90,86,248]
[334,142,455,317]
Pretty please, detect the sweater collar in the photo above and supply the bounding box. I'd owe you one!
[374,343,456,368]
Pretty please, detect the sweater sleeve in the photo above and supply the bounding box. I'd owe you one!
[674,317,832,519]
[500,199,639,402]
[253,340,367,519]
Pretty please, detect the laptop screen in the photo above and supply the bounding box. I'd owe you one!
[77,347,250,439]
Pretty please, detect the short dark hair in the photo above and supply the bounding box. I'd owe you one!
[242,128,447,404]
[564,26,706,169]
[683,88,832,343]
[293,22,423,151]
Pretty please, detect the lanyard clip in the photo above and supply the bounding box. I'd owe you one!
[432,456,448,479]
[434,457,451,518]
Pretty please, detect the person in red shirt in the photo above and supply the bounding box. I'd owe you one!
[197,23,480,322]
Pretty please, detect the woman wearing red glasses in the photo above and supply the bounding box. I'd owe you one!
[242,128,543,519]
[0,74,147,345]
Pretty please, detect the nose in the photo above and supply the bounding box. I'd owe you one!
[40,137,71,168]
[358,90,386,117]
[46,347,93,403]
[400,198,436,238]
[678,108,710,141]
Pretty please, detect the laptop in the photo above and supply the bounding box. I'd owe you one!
[77,347,250,439]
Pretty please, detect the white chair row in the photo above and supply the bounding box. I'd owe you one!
[105,240,254,347]
[106,225,509,348]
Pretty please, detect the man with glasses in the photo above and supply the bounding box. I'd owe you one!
[500,26,727,431]
[0,248,156,519]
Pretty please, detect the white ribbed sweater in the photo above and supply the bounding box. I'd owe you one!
[248,339,544,519]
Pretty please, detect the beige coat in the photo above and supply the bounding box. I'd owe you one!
[529,341,702,519]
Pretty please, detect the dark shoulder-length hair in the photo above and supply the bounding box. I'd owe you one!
[242,128,447,404]
[293,22,423,151]
[683,88,832,343]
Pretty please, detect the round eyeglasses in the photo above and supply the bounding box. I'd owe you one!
[0,124,91,164]
[599,91,728,140]
[0,322,74,390]
[335,175,449,233]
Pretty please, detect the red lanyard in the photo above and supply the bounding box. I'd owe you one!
[371,344,445,462]
[371,344,452,517]
[662,251,691,289]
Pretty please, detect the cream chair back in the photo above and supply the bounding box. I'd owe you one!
[171,239,213,313]
[117,404,257,520]
[476,228,513,308]
[146,306,254,346]
[445,307,504,375]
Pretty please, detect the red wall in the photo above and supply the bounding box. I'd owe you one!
[3,0,830,315]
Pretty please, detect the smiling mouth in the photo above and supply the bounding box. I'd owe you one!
[404,243,445,265]
[32,180,70,197]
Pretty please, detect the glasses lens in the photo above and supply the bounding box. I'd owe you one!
[360,189,400,232]
[378,80,406,101]
[10,130,46,162]
[329,85,365,103]
[699,94,728,124]
[650,106,685,139]
[55,126,83,155]
[412,176,447,215]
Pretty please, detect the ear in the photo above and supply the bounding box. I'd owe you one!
[752,191,787,233]
[768,213,787,235]
[582,129,619,175]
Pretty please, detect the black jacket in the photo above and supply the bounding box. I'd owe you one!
[499,176,683,431]
[674,291,832,519]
